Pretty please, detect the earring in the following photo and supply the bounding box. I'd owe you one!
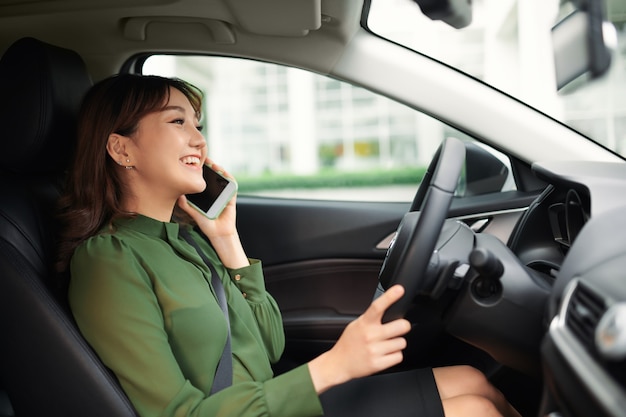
[118,158,133,169]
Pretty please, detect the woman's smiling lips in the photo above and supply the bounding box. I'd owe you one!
[180,155,202,169]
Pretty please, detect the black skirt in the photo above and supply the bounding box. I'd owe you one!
[319,368,444,417]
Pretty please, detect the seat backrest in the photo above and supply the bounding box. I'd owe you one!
[0,37,138,417]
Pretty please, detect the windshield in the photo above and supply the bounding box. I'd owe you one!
[367,0,626,158]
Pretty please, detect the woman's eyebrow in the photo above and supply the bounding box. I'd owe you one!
[161,105,186,114]
[161,104,200,121]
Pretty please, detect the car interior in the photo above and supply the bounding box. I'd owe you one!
[1,1,625,417]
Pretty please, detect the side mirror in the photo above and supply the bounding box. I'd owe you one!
[462,142,509,197]
[552,0,617,90]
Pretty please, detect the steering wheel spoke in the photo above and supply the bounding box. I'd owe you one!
[379,137,466,322]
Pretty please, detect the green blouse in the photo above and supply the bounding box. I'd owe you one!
[68,214,324,417]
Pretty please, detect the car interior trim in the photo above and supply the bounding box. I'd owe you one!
[549,279,626,416]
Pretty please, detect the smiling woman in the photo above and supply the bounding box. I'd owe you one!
[2,1,625,416]
[57,75,207,266]
[52,72,522,417]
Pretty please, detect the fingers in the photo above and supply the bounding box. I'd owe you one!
[361,284,411,341]
[375,334,408,355]
[177,195,202,221]
[373,339,407,369]
[177,194,191,212]
[363,284,405,323]
[204,158,235,181]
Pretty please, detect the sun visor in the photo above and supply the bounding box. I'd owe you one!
[226,0,321,36]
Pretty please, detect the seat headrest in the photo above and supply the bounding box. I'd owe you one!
[0,37,92,175]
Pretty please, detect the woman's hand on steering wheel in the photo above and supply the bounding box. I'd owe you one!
[307,284,411,394]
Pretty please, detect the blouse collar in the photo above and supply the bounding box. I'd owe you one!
[112,214,181,240]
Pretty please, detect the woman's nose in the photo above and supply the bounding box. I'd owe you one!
[191,128,206,148]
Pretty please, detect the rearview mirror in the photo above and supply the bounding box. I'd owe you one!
[412,0,472,29]
[552,0,617,90]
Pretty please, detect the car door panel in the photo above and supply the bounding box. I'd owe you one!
[237,197,407,265]
[263,258,381,366]
[237,190,540,264]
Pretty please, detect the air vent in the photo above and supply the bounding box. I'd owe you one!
[565,283,607,351]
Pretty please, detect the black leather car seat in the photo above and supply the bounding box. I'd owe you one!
[0,37,138,417]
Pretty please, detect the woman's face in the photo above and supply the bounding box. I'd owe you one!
[123,87,208,202]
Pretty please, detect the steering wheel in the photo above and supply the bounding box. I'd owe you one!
[378,137,466,322]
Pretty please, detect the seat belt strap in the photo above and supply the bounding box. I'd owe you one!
[179,227,233,394]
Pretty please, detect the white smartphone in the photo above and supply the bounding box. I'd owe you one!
[187,163,238,219]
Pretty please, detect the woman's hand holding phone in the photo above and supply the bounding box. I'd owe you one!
[187,160,238,220]
[178,159,249,269]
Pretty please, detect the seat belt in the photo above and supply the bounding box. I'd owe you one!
[179,227,233,394]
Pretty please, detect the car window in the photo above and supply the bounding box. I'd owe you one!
[143,56,515,201]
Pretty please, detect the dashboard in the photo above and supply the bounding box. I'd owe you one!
[529,161,626,417]
[444,160,626,416]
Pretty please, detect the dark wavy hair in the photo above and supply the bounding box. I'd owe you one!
[56,74,203,272]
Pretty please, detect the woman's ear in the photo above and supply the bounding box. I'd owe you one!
[106,133,130,166]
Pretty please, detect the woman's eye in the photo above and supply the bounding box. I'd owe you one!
[172,119,184,125]
[196,125,204,132]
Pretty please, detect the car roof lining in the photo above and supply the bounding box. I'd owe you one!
[0,0,362,80]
